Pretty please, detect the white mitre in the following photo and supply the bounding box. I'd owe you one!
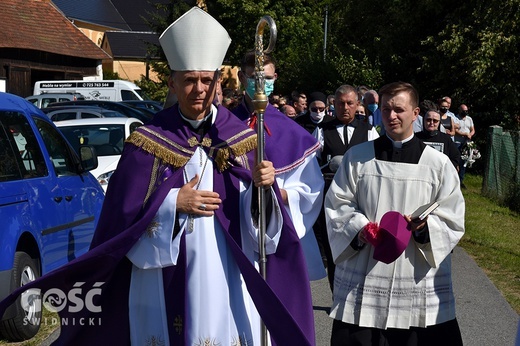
[159,7,231,71]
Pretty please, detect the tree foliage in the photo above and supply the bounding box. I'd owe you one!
[139,0,519,131]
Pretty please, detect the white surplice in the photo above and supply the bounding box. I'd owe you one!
[274,154,325,280]
[326,141,465,329]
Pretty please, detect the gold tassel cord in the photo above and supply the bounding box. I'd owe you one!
[230,134,257,158]
[127,130,257,173]
[126,132,191,169]
[214,134,257,172]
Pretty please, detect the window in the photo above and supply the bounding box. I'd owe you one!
[59,124,128,157]
[81,112,101,119]
[41,97,58,108]
[26,98,38,107]
[129,121,142,133]
[34,118,77,176]
[121,90,139,101]
[51,112,77,121]
[0,111,47,181]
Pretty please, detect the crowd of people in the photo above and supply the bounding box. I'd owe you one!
[0,6,477,346]
[218,78,476,189]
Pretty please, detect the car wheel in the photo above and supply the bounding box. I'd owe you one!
[0,251,41,341]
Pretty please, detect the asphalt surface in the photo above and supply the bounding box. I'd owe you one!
[41,247,519,345]
[311,246,520,346]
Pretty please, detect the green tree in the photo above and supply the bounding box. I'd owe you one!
[327,0,519,129]
[422,0,520,130]
[206,0,326,94]
[141,1,382,98]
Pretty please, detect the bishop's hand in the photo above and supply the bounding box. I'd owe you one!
[177,174,221,216]
[253,160,275,188]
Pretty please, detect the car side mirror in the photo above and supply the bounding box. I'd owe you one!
[79,145,99,171]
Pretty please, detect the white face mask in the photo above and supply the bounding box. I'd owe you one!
[310,110,325,122]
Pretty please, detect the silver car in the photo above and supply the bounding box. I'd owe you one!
[44,106,127,121]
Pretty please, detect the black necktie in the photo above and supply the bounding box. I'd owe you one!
[343,124,349,145]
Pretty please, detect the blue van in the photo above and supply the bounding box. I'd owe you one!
[0,92,104,341]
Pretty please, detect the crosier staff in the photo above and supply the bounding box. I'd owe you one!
[252,15,277,346]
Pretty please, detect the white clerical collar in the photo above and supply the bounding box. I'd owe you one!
[180,104,217,129]
[386,133,414,149]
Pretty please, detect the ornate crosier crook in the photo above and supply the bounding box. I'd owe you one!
[252,15,277,346]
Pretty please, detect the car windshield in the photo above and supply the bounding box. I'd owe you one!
[59,124,125,157]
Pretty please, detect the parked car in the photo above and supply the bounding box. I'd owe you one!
[56,117,143,191]
[25,92,85,109]
[48,100,151,123]
[41,106,127,121]
[0,92,104,341]
[121,100,163,113]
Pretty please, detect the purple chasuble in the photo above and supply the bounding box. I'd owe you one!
[0,104,315,345]
[232,102,320,174]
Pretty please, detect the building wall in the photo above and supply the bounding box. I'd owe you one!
[78,28,105,47]
[103,60,160,83]
[1,49,99,97]
[73,21,109,47]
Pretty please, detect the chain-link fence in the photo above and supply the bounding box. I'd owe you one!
[483,126,520,212]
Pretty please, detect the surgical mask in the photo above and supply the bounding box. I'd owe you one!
[310,110,325,122]
[246,78,275,99]
[440,107,448,113]
[367,103,378,114]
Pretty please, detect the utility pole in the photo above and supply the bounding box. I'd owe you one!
[323,5,328,61]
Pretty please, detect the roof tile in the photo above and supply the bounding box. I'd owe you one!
[0,0,110,60]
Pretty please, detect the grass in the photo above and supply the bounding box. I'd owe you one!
[0,309,58,346]
[1,174,518,345]
[458,174,520,314]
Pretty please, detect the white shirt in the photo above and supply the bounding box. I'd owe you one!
[454,115,474,145]
[312,122,380,159]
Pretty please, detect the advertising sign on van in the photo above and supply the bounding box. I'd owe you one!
[34,80,144,101]
[40,82,115,89]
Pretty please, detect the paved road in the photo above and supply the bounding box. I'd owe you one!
[311,246,520,345]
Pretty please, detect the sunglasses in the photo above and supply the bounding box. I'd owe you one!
[425,118,440,123]
[311,107,325,112]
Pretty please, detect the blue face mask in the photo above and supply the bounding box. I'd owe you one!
[367,103,378,114]
[246,78,275,99]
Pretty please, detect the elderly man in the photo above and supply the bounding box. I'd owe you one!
[363,89,382,129]
[313,84,379,290]
[0,7,316,346]
[281,104,297,118]
[326,82,464,346]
